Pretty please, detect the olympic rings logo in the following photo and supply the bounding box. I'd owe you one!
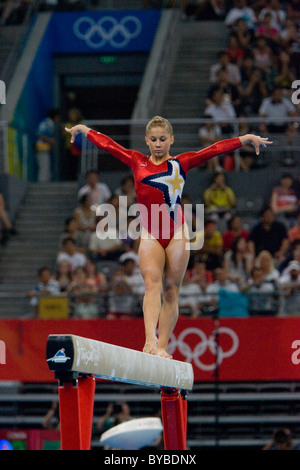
[73,15,142,49]
[167,327,239,371]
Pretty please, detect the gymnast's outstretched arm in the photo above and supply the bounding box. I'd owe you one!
[65,124,141,168]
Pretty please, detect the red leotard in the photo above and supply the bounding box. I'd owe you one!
[87,130,242,248]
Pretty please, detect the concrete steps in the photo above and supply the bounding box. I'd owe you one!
[0,181,78,317]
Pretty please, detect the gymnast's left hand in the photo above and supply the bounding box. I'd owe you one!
[240,134,273,155]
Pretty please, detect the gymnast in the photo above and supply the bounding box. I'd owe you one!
[65,116,271,358]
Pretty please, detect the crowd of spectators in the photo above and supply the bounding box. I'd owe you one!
[198,0,300,168]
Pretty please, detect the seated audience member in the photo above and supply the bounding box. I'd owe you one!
[107,266,140,320]
[88,216,124,261]
[209,50,241,87]
[56,237,87,271]
[241,266,277,316]
[118,252,144,296]
[288,210,300,244]
[225,32,245,67]
[252,36,274,77]
[115,174,136,207]
[222,214,249,252]
[258,86,298,136]
[67,266,98,319]
[278,261,300,316]
[73,193,97,248]
[77,170,111,208]
[255,250,280,284]
[224,0,257,30]
[203,171,236,220]
[194,219,223,271]
[0,192,16,244]
[235,17,253,51]
[254,12,280,51]
[223,236,254,284]
[262,427,296,451]
[240,51,268,116]
[95,402,133,434]
[270,173,298,225]
[280,18,300,76]
[203,267,239,314]
[278,240,300,274]
[272,50,296,94]
[58,217,86,253]
[55,260,73,292]
[203,87,236,136]
[188,257,214,292]
[27,267,60,315]
[240,54,268,115]
[178,270,204,318]
[258,0,286,31]
[85,258,107,289]
[206,68,243,114]
[248,206,289,263]
[198,115,223,172]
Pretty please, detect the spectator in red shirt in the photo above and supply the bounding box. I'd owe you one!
[222,214,249,252]
[225,33,245,67]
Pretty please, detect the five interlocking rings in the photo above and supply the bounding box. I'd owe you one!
[73,15,142,49]
[167,327,239,371]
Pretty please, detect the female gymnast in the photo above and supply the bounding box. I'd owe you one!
[65,116,271,358]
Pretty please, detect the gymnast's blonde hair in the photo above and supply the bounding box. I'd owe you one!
[146,116,173,136]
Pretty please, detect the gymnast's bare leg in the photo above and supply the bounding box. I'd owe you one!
[139,230,165,356]
[157,225,190,358]
[139,225,190,358]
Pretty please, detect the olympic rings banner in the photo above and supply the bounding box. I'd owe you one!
[1,317,300,383]
[49,10,161,53]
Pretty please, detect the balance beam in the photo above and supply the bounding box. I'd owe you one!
[46,334,194,451]
[46,334,193,390]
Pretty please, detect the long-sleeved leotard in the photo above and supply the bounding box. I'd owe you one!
[87,129,242,248]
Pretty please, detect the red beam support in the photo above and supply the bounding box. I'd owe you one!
[58,374,95,450]
[160,388,188,450]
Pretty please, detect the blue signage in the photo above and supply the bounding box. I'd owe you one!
[49,10,161,53]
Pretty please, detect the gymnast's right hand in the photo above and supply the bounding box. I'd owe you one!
[65,124,90,143]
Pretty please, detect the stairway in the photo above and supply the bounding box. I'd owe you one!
[0,182,78,317]
[162,19,228,150]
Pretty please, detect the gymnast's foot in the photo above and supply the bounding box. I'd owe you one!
[143,337,158,355]
[157,348,172,359]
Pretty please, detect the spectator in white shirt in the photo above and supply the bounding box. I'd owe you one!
[278,260,300,315]
[224,0,257,30]
[27,267,60,314]
[56,237,87,271]
[77,170,111,209]
[259,86,298,135]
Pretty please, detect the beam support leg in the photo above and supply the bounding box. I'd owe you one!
[160,388,188,450]
[58,374,95,450]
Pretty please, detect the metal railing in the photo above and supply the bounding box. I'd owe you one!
[0,116,299,181]
[0,289,292,319]
[81,116,300,174]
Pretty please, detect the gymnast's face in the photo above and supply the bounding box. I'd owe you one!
[145,126,174,162]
